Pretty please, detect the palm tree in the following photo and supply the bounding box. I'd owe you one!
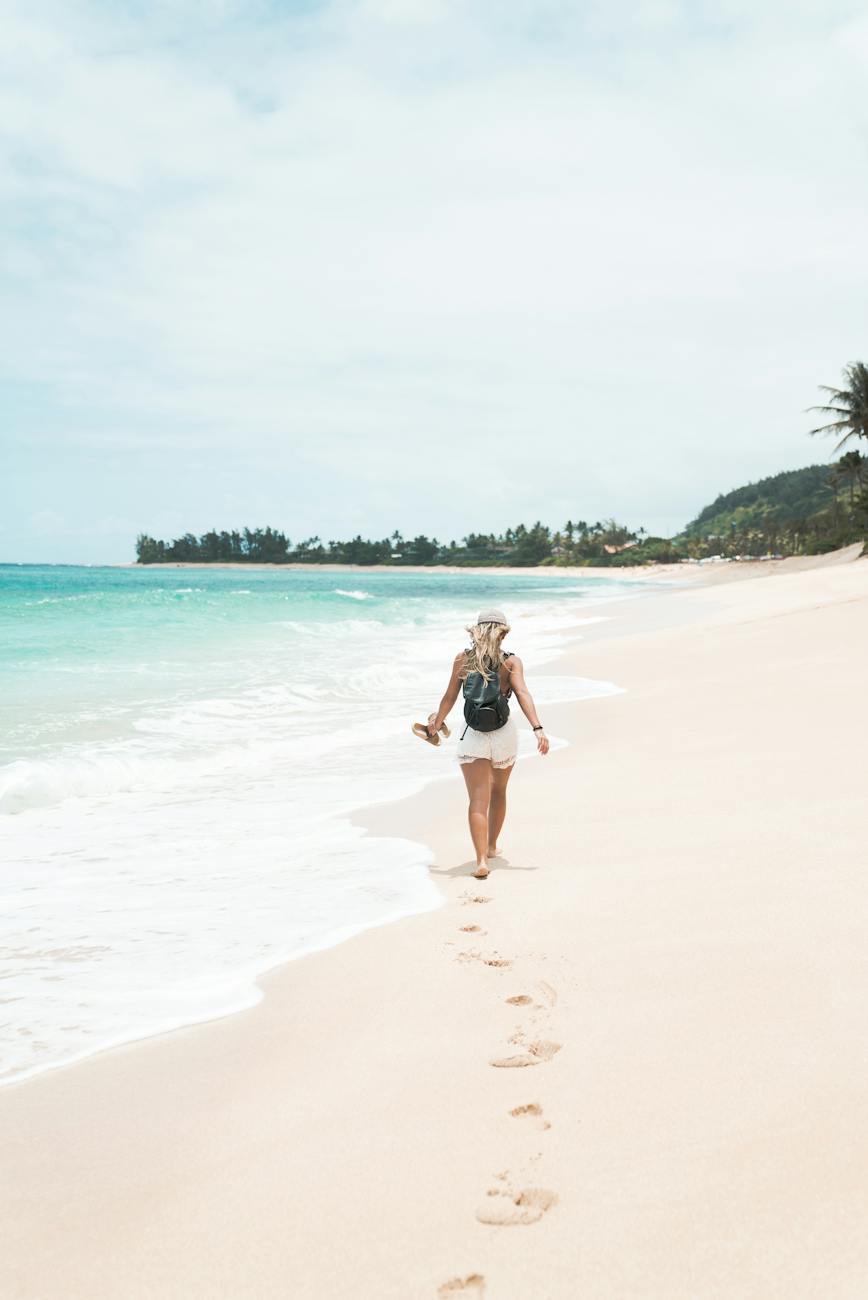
[808,361,868,452]
[829,450,866,509]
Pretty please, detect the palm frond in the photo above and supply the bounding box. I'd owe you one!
[807,403,850,418]
[809,418,851,437]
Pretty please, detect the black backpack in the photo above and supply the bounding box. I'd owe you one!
[462,652,513,736]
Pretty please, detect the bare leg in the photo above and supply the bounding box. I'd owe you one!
[460,759,493,877]
[488,763,514,856]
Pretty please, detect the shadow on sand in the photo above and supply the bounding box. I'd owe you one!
[429,856,538,879]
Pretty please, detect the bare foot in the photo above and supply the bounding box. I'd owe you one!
[487,846,502,859]
[473,863,490,879]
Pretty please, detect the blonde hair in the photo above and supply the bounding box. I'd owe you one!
[464,620,511,682]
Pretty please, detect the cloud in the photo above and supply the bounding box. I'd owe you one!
[2,0,867,559]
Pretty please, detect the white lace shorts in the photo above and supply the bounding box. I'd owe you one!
[456,714,518,769]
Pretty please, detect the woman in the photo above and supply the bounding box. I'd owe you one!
[426,608,549,879]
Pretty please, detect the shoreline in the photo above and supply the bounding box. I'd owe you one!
[2,544,868,1298]
[0,593,628,1092]
[0,567,633,1092]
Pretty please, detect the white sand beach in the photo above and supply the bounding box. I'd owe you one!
[2,547,867,1300]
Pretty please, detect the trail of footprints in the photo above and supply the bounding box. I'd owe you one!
[438,891,561,1292]
[480,973,559,1225]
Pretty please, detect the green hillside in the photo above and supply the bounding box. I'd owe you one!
[680,464,834,539]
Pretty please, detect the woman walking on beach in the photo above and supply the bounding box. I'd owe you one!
[425,609,549,879]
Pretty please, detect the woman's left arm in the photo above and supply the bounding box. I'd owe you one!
[427,652,466,735]
[506,656,550,755]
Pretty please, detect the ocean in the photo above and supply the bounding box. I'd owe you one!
[0,564,636,1086]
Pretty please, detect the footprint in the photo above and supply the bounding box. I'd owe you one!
[528,1040,561,1061]
[476,1187,558,1227]
[462,894,491,906]
[509,1103,551,1131]
[510,1102,543,1117]
[438,1274,485,1297]
[537,981,558,1007]
[490,1040,561,1069]
[459,924,483,933]
[505,994,532,1006]
[490,1052,539,1069]
[458,950,512,969]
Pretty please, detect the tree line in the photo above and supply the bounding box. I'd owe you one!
[134,459,866,568]
[136,362,868,567]
[135,520,679,567]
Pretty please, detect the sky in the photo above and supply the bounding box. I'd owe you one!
[2,0,867,562]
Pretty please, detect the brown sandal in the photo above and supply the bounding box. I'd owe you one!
[411,720,452,745]
[411,722,440,746]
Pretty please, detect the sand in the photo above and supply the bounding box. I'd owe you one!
[2,545,867,1300]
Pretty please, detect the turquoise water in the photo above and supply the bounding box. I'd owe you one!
[0,564,633,1083]
[1,565,626,762]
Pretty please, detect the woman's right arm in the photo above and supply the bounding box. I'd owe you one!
[427,652,466,735]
